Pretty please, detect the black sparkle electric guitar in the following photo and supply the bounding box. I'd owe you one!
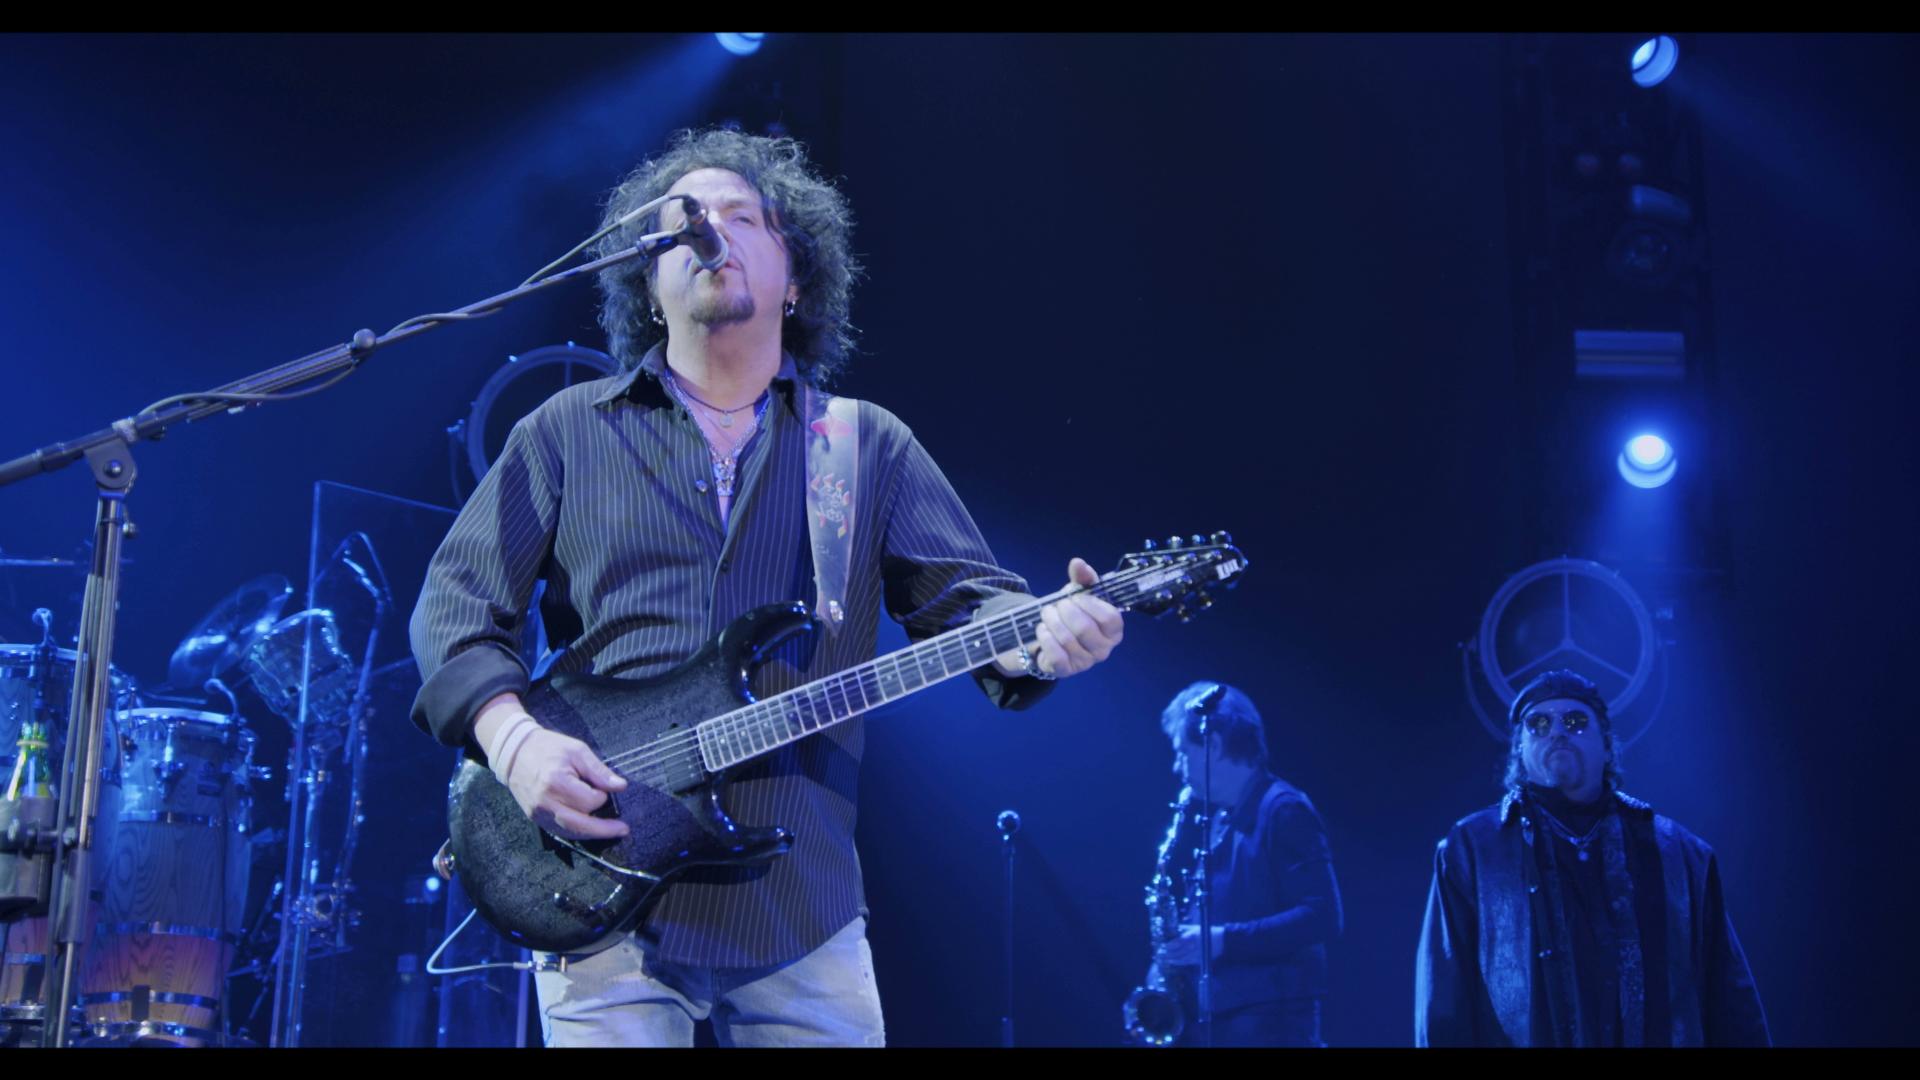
[445,534,1248,953]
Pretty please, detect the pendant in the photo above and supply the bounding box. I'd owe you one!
[717,411,734,428]
[713,458,736,497]
[1577,849,1590,862]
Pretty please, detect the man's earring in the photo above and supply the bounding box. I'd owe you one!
[783,298,797,318]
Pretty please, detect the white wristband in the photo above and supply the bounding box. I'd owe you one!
[493,721,540,785]
[486,714,537,782]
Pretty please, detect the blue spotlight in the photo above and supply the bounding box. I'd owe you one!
[715,33,766,56]
[1631,35,1679,88]
[1618,434,1677,489]
[424,876,442,894]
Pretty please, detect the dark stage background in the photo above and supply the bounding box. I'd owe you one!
[0,33,1914,1046]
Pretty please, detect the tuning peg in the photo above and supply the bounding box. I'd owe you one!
[1210,530,1233,546]
[1142,538,1157,551]
[1165,535,1184,550]
[1189,534,1205,547]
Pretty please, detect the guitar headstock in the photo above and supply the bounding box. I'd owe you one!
[1109,531,1248,623]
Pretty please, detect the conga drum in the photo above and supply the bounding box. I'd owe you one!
[1,701,121,1047]
[78,709,253,1046]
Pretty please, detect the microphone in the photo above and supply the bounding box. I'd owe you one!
[1192,683,1226,715]
[996,810,1022,837]
[674,195,730,273]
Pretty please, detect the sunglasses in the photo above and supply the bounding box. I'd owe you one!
[1523,709,1593,737]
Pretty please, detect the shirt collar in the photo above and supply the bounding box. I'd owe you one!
[1501,786,1653,825]
[591,341,803,410]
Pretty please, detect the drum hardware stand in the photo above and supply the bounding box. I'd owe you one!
[0,211,686,1047]
[269,552,386,1048]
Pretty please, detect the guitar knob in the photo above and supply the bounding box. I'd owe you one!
[1210,530,1233,546]
[1174,606,1192,623]
[1195,592,1213,610]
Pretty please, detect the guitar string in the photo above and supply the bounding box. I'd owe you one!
[591,568,1167,776]
[594,567,1148,774]
[598,604,1055,779]
[593,579,1092,774]
[591,564,1181,779]
[591,563,1181,779]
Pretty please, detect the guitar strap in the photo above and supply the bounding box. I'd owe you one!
[801,383,859,633]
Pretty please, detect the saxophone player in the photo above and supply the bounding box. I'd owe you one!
[1154,682,1344,1047]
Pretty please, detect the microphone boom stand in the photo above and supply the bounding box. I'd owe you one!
[0,231,676,1048]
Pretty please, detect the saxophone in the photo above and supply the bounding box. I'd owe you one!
[1122,784,1198,1047]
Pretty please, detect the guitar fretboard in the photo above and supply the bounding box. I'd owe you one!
[692,554,1240,771]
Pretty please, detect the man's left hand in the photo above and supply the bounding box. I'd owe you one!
[1029,557,1124,678]
[1161,924,1225,967]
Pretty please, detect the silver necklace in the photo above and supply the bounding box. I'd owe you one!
[1534,803,1605,862]
[667,373,760,428]
[663,371,769,499]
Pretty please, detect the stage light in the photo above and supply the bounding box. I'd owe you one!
[715,33,765,56]
[425,876,442,894]
[1631,35,1679,88]
[1618,433,1677,488]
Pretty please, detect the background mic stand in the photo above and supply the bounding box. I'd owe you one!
[996,809,1021,1048]
[1191,682,1226,1050]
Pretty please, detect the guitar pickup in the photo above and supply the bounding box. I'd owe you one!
[550,881,626,919]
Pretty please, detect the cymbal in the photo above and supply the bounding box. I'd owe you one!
[168,573,295,689]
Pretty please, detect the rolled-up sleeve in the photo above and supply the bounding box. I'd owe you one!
[879,430,1054,711]
[409,415,563,747]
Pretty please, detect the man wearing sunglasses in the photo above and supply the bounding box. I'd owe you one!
[1413,669,1770,1046]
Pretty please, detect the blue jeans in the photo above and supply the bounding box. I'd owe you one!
[534,916,885,1047]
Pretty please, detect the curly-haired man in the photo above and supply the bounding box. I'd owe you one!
[409,128,1123,1047]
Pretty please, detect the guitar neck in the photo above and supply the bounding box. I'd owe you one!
[693,558,1218,772]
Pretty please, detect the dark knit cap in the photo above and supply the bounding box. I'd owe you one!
[1507,669,1610,730]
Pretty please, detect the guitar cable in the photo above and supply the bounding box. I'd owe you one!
[425,909,570,977]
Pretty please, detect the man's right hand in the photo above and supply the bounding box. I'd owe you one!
[473,693,630,841]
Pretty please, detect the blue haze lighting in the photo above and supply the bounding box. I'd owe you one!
[1618,434,1677,488]
[1631,35,1680,88]
[715,33,766,56]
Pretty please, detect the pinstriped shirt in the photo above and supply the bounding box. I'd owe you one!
[409,343,1050,967]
